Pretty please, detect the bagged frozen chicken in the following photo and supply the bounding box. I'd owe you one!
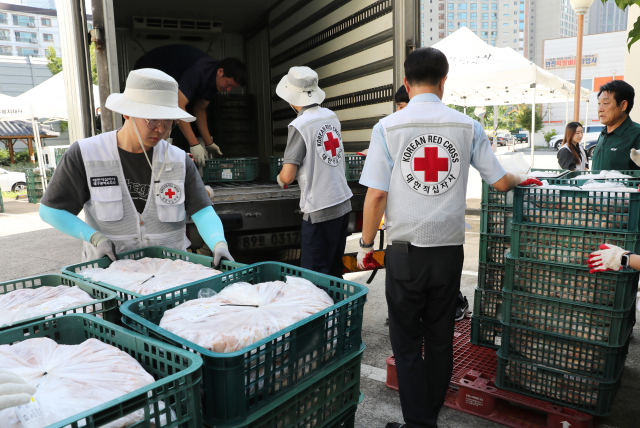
[160,276,334,353]
[79,257,221,295]
[0,285,99,328]
[0,337,173,428]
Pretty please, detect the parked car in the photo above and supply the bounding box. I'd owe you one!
[584,139,600,159]
[550,125,605,149]
[496,133,515,146]
[513,133,528,143]
[0,168,27,192]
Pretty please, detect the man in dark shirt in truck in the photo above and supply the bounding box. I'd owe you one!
[134,44,248,169]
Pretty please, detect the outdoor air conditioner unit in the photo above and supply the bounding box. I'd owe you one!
[28,22,36,27]
[30,38,37,43]
[132,16,222,41]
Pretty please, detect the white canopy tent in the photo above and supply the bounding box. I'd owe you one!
[432,28,591,166]
[0,72,100,190]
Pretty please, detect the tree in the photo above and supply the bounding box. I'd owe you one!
[515,105,544,135]
[45,44,98,85]
[603,0,640,50]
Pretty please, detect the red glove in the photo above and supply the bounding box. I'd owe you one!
[520,178,543,187]
[359,251,382,270]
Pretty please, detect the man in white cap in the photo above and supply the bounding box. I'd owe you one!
[39,68,234,266]
[276,66,352,277]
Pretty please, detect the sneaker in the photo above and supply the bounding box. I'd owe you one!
[385,423,405,428]
[455,296,469,321]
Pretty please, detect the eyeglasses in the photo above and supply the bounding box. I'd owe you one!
[144,119,179,130]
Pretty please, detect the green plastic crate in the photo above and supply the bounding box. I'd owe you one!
[496,352,621,416]
[203,157,259,183]
[505,256,639,310]
[62,246,237,305]
[500,324,630,381]
[270,156,284,181]
[223,346,363,428]
[345,154,366,181]
[478,262,505,291]
[473,288,503,319]
[501,290,635,346]
[479,233,510,264]
[54,147,67,166]
[470,316,503,349]
[25,168,52,204]
[481,169,568,207]
[554,170,640,186]
[0,188,3,213]
[120,262,368,427]
[480,205,513,235]
[513,183,640,232]
[0,314,203,428]
[509,223,640,268]
[0,273,118,330]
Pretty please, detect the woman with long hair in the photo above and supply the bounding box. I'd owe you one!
[557,122,589,171]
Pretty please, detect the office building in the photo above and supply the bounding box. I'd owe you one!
[588,0,628,34]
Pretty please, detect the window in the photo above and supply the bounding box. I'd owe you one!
[482,4,488,10]
[482,22,488,29]
[482,13,489,19]
[13,15,35,27]
[470,3,477,10]
[503,22,509,26]
[458,12,467,19]
[448,3,454,10]
[15,31,37,43]
[491,31,497,37]
[503,13,510,16]
[514,38,517,43]
[448,12,454,20]
[0,46,11,55]
[491,13,498,19]
[471,12,477,19]
[458,3,468,9]
[0,29,9,41]
[491,40,496,46]
[43,34,53,42]
[0,13,7,25]
[492,22,497,28]
[17,47,39,57]
[492,3,498,10]
[470,22,477,29]
[448,22,454,29]
[519,22,524,29]
[459,22,468,28]
[41,18,51,26]
[481,31,488,38]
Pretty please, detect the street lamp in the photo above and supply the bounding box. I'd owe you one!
[570,0,594,121]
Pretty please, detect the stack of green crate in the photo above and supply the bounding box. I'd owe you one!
[496,174,639,416]
[473,169,568,348]
[25,167,52,204]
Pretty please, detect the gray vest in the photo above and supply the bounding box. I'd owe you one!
[79,131,188,261]
[381,100,474,247]
[290,106,353,214]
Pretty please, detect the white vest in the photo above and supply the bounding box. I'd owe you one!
[290,106,353,214]
[79,131,189,261]
[382,101,474,247]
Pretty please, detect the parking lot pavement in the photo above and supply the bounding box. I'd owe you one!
[1,192,638,427]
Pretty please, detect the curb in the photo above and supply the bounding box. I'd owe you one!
[465,208,481,216]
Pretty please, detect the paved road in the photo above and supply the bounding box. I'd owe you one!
[0,149,638,427]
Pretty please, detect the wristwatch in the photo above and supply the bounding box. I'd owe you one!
[621,252,635,269]
[360,238,374,248]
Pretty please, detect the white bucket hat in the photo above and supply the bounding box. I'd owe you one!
[276,67,326,107]
[105,68,195,122]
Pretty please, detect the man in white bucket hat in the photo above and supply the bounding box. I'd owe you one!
[39,68,234,266]
[276,66,352,278]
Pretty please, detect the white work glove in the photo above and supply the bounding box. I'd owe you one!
[356,239,377,270]
[277,174,288,189]
[630,149,640,167]
[190,144,208,169]
[588,244,629,273]
[0,370,37,411]
[205,185,215,202]
[205,141,223,157]
[518,174,543,187]
[90,232,117,261]
[213,241,234,268]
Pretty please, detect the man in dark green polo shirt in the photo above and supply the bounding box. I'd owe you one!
[592,80,640,170]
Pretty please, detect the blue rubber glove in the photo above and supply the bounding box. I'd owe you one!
[39,204,97,243]
[191,206,234,267]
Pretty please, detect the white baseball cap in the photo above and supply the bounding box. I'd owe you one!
[276,66,326,107]
[105,68,195,122]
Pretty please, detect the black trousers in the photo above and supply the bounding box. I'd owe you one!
[386,244,464,428]
[300,212,350,278]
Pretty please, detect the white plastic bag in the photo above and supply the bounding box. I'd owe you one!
[160,277,334,353]
[496,152,530,175]
[0,338,173,428]
[0,286,98,328]
[79,258,221,296]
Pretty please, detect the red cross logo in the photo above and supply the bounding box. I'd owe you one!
[164,188,176,199]
[414,147,449,182]
[324,132,340,157]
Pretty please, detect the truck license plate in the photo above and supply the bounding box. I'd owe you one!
[236,232,301,249]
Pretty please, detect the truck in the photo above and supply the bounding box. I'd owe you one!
[59,0,418,263]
